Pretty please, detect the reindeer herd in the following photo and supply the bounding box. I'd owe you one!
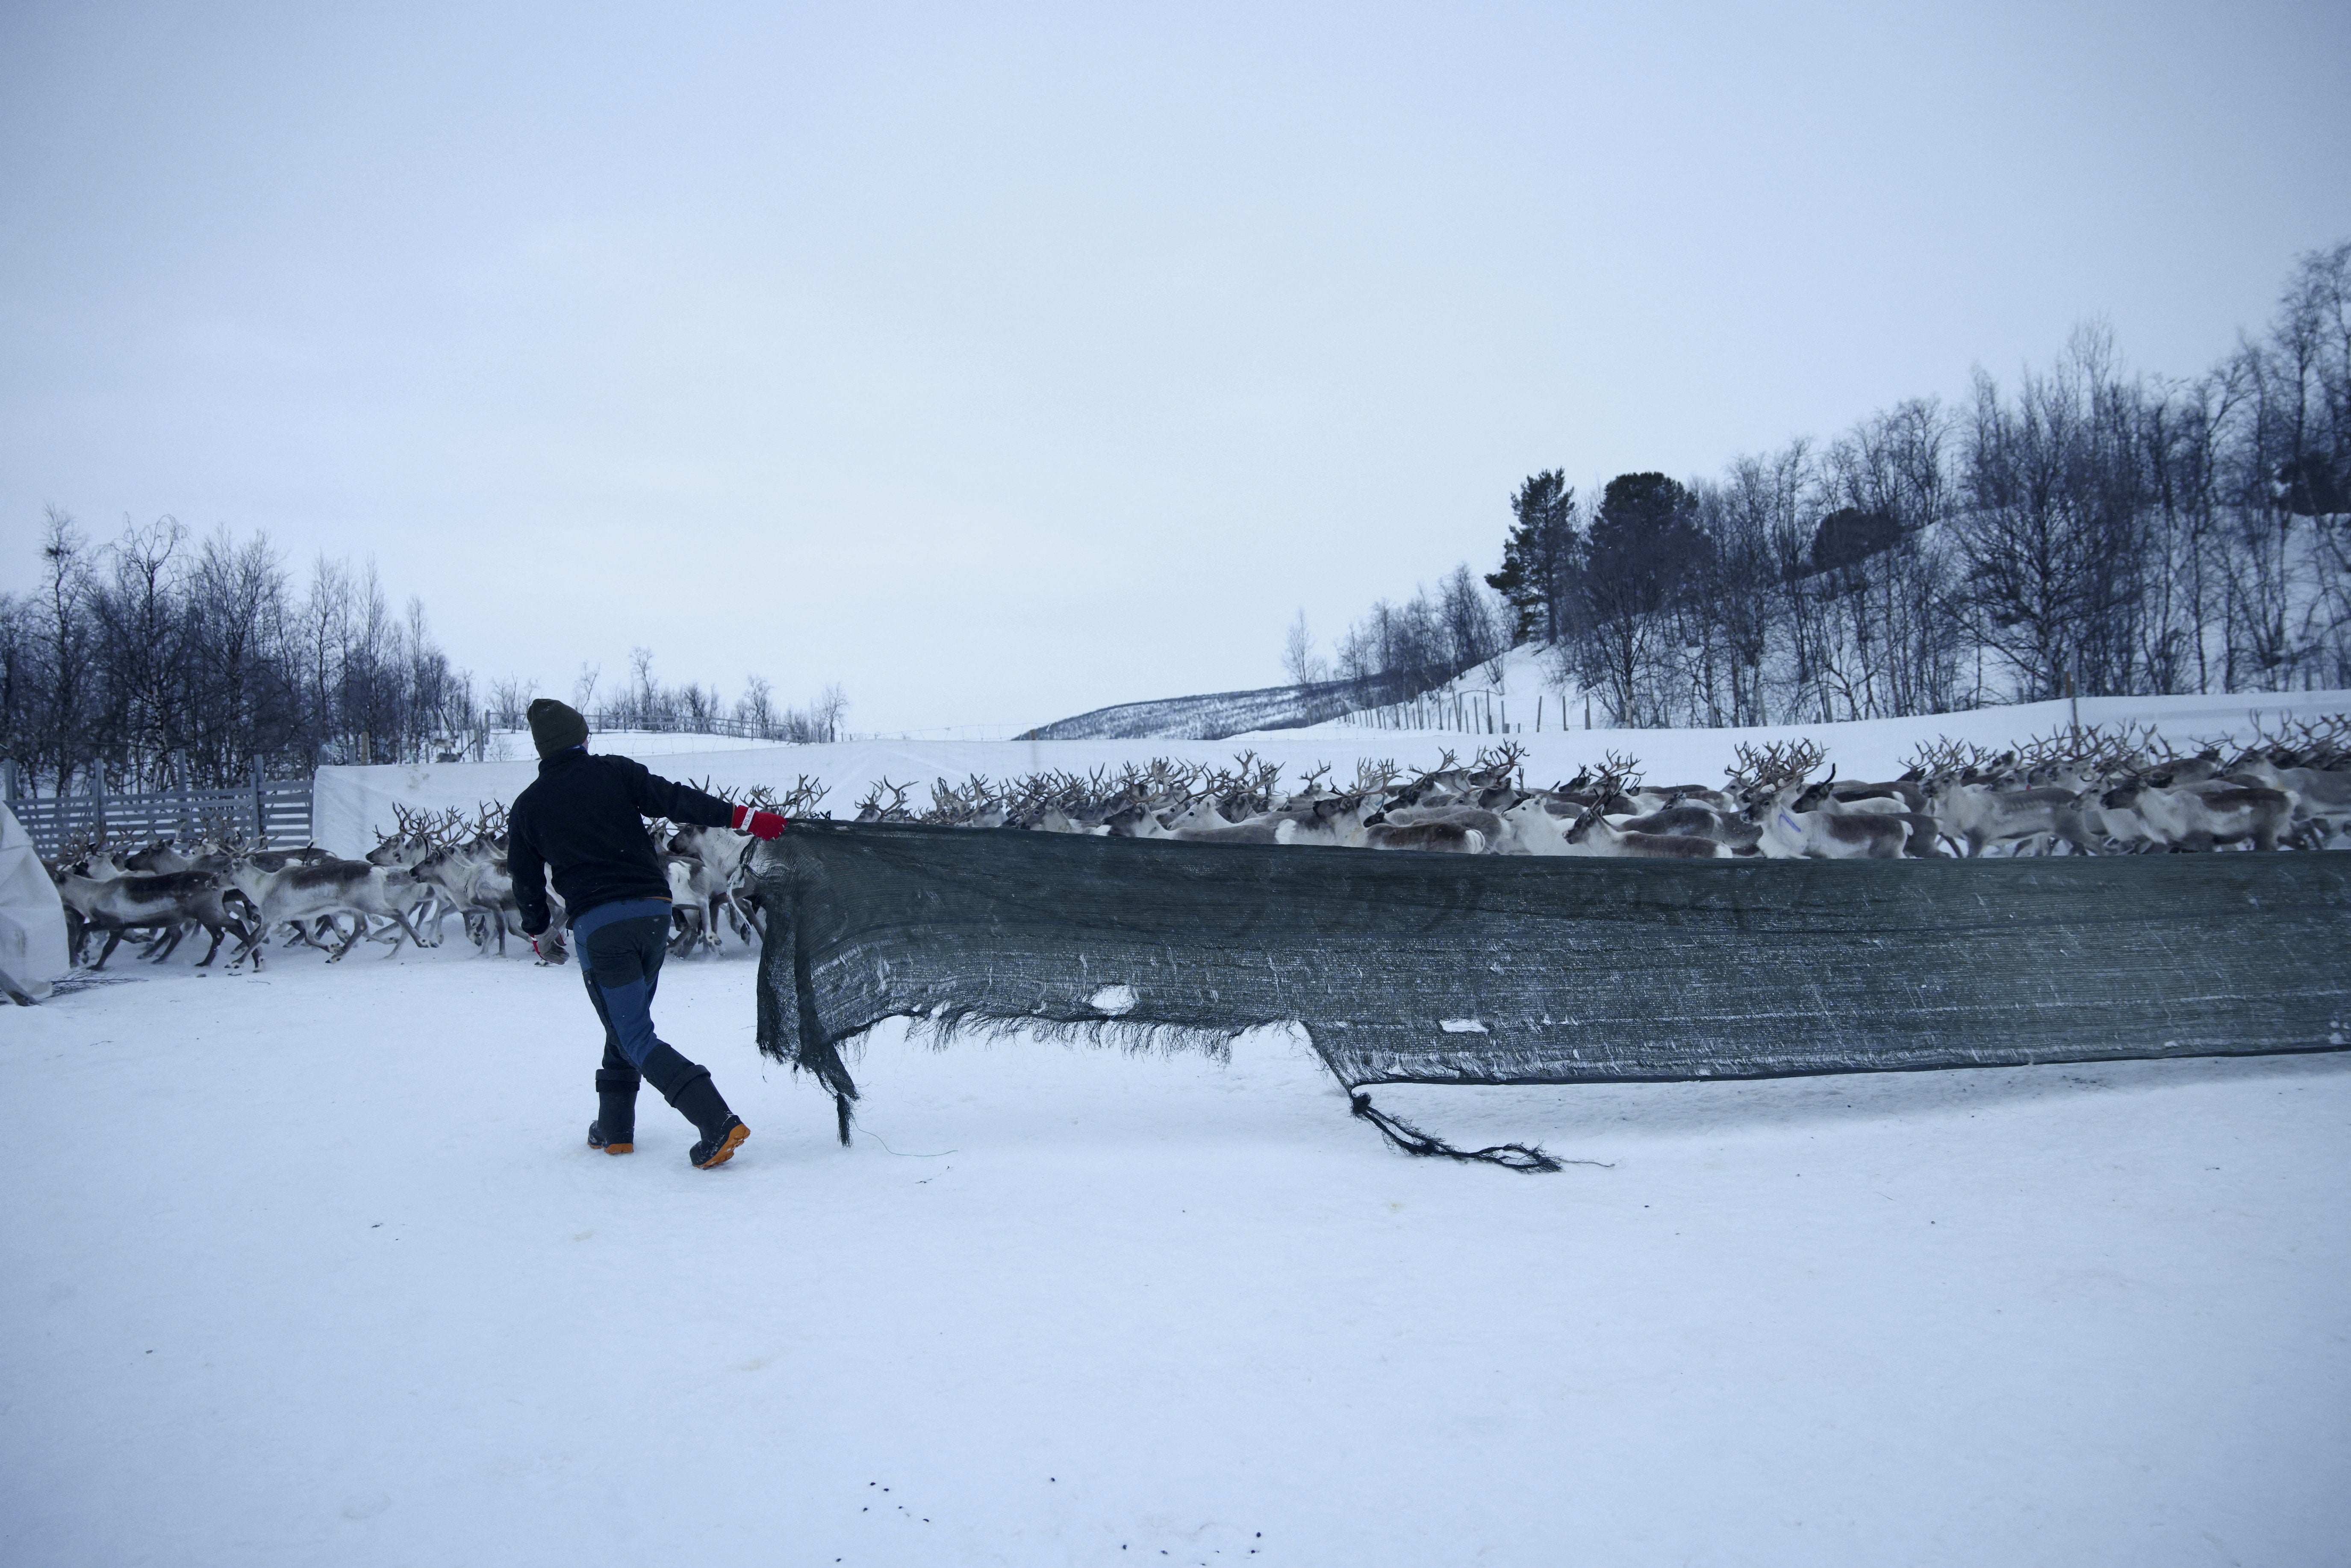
[38,714,2350,974]
[43,776,823,974]
[854,713,2351,862]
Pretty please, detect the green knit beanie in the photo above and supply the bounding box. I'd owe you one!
[527,698,589,757]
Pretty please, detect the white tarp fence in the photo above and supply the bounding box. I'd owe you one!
[0,802,71,1002]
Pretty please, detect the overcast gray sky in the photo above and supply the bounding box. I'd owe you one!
[5,1,2348,732]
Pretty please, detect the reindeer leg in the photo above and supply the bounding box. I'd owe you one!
[327,918,366,962]
[146,922,190,962]
[92,927,126,970]
[382,907,430,955]
[733,891,764,937]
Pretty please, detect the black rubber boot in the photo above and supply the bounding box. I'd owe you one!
[688,1114,748,1170]
[589,1067,639,1154]
[641,1043,750,1169]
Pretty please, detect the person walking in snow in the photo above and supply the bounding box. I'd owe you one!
[508,698,789,1169]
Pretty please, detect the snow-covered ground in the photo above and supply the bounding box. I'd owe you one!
[5,942,2346,1565]
[11,690,2351,1565]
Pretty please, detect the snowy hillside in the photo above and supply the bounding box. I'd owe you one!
[1017,645,1559,743]
[1019,672,1428,742]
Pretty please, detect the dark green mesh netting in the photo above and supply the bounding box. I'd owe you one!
[751,821,2351,1170]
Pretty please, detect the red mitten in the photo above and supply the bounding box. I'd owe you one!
[731,805,789,840]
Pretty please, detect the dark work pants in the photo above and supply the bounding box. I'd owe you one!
[573,898,734,1144]
[577,902,672,1073]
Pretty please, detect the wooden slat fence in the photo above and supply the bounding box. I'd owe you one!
[1,765,313,857]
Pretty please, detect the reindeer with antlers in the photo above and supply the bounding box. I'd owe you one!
[1894,737,2097,857]
[1725,740,1921,860]
[2226,714,2351,842]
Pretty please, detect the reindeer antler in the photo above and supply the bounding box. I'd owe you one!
[778,775,830,816]
[1476,740,1528,787]
[1728,739,1819,790]
[854,778,913,821]
[1598,748,1646,792]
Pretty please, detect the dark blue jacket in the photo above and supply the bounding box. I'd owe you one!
[509,749,734,935]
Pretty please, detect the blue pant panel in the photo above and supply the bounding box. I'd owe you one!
[595,976,659,1067]
[578,911,672,1071]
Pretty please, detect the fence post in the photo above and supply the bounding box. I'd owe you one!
[173,752,192,841]
[253,760,268,849]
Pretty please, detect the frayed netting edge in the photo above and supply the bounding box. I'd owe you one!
[908,1006,1248,1062]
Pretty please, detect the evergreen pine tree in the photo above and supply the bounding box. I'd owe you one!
[1486,470,1580,643]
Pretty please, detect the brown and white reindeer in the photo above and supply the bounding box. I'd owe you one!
[1377,744,1529,848]
[669,820,759,942]
[2226,739,2351,840]
[1788,770,1944,856]
[366,805,442,868]
[1918,766,2098,857]
[219,856,436,964]
[1543,762,1729,859]
[409,808,527,954]
[1603,799,1763,853]
[1731,742,1915,860]
[1273,791,1377,849]
[2097,773,2291,853]
[53,868,256,969]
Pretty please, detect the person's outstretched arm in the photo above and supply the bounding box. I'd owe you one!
[616,757,787,838]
